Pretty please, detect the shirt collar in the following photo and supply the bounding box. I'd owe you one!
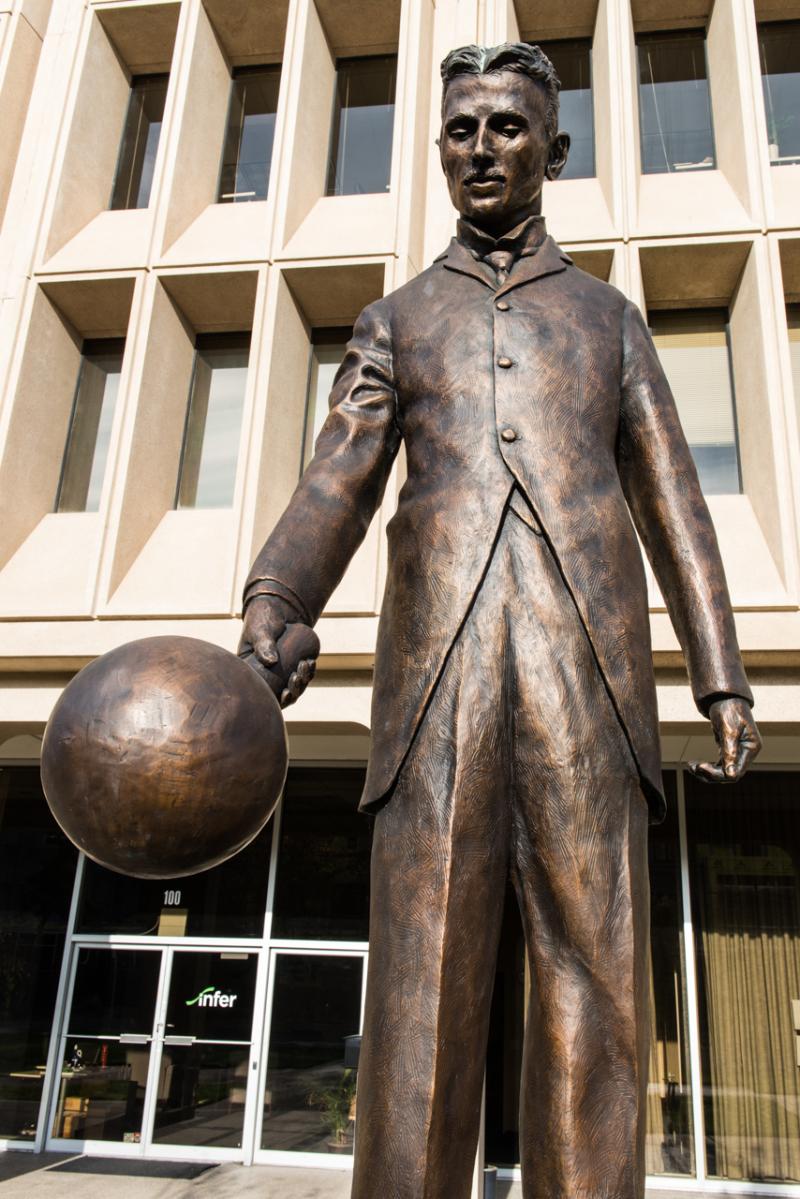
[455,214,548,263]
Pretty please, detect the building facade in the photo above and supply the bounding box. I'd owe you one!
[0,0,799,1192]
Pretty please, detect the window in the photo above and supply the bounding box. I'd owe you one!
[0,769,76,1142]
[175,332,250,509]
[110,74,168,210]
[686,771,800,1183]
[326,56,397,196]
[536,40,594,180]
[637,31,715,174]
[56,339,124,512]
[759,23,800,166]
[789,305,800,406]
[303,329,351,469]
[218,66,281,203]
[271,767,371,941]
[649,309,740,495]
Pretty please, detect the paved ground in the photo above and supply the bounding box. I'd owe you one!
[0,1153,773,1197]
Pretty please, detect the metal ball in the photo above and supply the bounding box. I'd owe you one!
[40,636,287,879]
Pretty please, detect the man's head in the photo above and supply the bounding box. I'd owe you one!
[439,43,570,234]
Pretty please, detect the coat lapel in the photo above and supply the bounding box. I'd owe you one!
[437,234,572,296]
[437,238,495,289]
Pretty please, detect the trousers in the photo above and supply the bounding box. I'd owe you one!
[350,501,651,1199]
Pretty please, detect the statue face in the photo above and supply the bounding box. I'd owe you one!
[439,70,569,232]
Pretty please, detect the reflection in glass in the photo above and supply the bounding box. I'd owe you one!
[153,1044,250,1148]
[484,885,524,1167]
[687,770,800,1183]
[75,822,271,938]
[649,309,741,495]
[0,768,76,1141]
[52,948,161,1143]
[271,768,371,941]
[68,949,161,1038]
[759,22,800,165]
[53,1038,151,1143]
[647,772,694,1176]
[537,40,594,180]
[262,955,362,1153]
[637,32,715,174]
[110,74,169,210]
[165,953,257,1044]
[303,331,350,469]
[56,340,124,512]
[176,333,250,509]
[218,66,281,202]
[326,56,397,196]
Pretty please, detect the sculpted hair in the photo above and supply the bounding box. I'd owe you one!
[440,42,561,139]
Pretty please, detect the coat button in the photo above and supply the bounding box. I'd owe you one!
[500,427,518,442]
[496,300,510,311]
[497,356,513,368]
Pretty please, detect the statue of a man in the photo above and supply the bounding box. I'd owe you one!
[240,43,761,1199]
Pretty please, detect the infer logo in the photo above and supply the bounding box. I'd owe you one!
[186,985,238,1009]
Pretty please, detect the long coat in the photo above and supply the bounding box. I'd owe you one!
[246,234,752,821]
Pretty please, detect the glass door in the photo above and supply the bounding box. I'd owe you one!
[49,946,163,1149]
[47,945,262,1161]
[148,949,259,1158]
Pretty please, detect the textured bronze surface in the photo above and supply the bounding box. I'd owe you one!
[237,41,761,1199]
[41,635,290,878]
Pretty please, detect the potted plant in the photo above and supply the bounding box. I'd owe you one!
[308,1069,357,1153]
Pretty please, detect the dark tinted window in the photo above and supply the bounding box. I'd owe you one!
[0,767,76,1140]
[271,768,370,940]
[75,820,272,938]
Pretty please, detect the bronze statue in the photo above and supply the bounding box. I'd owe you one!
[240,43,761,1199]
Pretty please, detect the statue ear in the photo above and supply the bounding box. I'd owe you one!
[546,132,570,181]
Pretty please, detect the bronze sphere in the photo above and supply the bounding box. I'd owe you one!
[41,635,290,879]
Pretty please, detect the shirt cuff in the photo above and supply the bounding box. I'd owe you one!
[242,578,312,625]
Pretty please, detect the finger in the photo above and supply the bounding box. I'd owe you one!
[730,734,760,781]
[721,725,740,780]
[280,687,295,709]
[296,659,315,687]
[241,653,274,687]
[688,759,727,784]
[285,670,305,702]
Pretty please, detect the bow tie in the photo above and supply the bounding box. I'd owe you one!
[483,249,515,285]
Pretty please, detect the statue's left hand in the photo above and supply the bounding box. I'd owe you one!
[688,697,762,784]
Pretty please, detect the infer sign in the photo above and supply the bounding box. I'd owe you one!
[186,985,238,1009]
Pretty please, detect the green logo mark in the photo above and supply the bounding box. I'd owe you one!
[186,986,215,1006]
[185,985,238,1009]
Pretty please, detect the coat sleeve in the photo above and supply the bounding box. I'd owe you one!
[244,299,401,624]
[617,299,753,714]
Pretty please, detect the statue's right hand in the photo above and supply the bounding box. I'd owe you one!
[239,595,296,670]
[238,596,319,708]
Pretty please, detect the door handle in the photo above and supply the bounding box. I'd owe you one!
[162,1036,195,1046]
[119,1035,149,1044]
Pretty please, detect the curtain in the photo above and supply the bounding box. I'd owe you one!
[688,772,800,1182]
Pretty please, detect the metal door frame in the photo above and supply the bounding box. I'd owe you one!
[44,941,266,1164]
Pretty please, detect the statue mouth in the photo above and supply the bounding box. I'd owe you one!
[465,175,504,192]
